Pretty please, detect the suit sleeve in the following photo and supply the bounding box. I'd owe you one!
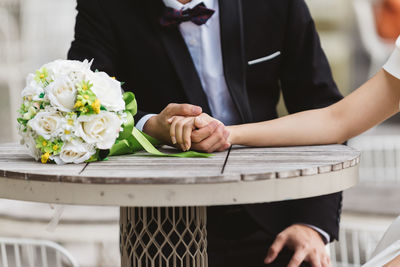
[279,0,344,241]
[67,0,149,122]
[280,0,343,112]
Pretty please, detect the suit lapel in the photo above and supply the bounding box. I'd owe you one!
[218,0,253,123]
[158,27,212,114]
[146,1,212,114]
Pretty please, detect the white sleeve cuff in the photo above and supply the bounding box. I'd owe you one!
[300,224,331,243]
[383,37,400,80]
[135,114,157,132]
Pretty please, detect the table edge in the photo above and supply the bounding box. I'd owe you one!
[0,164,359,206]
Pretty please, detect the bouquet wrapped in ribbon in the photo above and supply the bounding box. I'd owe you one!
[17,59,208,164]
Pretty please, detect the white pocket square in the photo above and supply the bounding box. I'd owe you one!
[248,51,281,66]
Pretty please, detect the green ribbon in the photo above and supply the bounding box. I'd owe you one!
[108,92,210,158]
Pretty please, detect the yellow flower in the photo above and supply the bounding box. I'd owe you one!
[92,99,101,114]
[83,95,89,100]
[52,145,58,151]
[80,107,88,113]
[41,152,50,164]
[74,101,83,108]
[40,74,45,79]
[82,84,88,91]
[64,130,71,135]
[42,141,47,147]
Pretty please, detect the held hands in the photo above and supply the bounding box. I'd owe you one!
[168,113,231,152]
[142,104,231,152]
[265,224,332,267]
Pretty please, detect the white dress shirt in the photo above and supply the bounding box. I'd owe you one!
[137,0,330,243]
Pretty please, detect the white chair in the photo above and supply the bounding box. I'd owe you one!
[0,200,120,267]
[0,237,79,267]
[348,134,400,183]
[352,0,395,77]
[330,220,388,267]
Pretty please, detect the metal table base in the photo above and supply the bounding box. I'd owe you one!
[120,207,207,267]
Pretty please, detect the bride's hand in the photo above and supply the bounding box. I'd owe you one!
[168,116,196,151]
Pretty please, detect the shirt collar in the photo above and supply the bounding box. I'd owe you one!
[162,0,215,11]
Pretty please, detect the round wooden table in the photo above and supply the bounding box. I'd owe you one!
[0,143,360,267]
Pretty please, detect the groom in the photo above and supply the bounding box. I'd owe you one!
[68,0,343,266]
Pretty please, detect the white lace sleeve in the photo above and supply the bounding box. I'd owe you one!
[383,37,400,80]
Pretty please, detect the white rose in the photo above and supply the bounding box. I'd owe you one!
[22,74,44,101]
[20,130,41,161]
[28,110,64,140]
[76,111,122,149]
[45,75,77,112]
[59,139,96,164]
[42,59,93,85]
[89,71,125,112]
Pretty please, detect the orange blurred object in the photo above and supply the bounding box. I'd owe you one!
[375,0,400,41]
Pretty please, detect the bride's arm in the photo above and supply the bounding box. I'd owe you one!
[228,70,400,147]
[383,254,400,267]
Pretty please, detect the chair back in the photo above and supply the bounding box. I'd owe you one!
[0,237,79,267]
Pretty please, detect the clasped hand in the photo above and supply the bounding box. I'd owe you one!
[143,103,231,152]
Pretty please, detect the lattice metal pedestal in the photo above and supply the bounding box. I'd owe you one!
[120,207,207,267]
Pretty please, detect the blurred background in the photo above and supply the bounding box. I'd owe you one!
[0,0,400,266]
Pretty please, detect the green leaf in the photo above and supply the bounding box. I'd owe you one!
[17,118,28,126]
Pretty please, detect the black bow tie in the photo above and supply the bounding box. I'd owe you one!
[160,2,215,27]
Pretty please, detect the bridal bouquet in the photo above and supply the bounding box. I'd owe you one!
[17,59,208,164]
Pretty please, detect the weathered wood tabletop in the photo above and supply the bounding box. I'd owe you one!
[0,143,360,207]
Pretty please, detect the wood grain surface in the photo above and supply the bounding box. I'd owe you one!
[0,143,360,184]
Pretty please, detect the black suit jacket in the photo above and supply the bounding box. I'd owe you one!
[68,0,343,241]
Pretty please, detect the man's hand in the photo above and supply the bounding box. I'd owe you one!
[264,224,331,267]
[142,103,202,144]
